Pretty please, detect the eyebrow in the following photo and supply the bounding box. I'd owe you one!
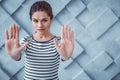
[32,17,49,20]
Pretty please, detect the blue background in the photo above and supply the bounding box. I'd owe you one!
[0,0,120,80]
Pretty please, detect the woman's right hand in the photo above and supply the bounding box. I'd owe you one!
[5,24,28,60]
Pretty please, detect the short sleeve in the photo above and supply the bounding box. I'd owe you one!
[20,37,27,45]
[20,36,32,51]
[55,36,61,43]
[20,36,32,45]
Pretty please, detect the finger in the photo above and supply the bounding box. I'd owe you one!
[5,29,9,40]
[19,42,29,51]
[64,25,67,40]
[71,31,74,43]
[61,26,64,40]
[16,26,19,40]
[67,25,71,40]
[14,24,16,39]
[54,38,60,51]
[10,24,13,39]
[15,26,17,39]
[13,24,15,39]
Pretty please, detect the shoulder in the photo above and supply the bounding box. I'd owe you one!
[20,35,32,45]
[55,36,61,41]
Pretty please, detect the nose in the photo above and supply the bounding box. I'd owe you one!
[38,22,42,28]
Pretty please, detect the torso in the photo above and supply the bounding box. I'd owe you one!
[23,36,60,80]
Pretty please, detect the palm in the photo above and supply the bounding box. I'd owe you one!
[54,25,74,60]
[58,39,74,56]
[6,38,20,55]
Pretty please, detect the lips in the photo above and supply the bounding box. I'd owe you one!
[37,29,44,31]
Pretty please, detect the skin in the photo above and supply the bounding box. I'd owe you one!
[5,11,74,61]
[5,24,29,60]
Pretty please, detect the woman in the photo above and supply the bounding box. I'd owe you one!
[5,1,74,80]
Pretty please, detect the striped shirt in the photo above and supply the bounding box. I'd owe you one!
[20,36,60,80]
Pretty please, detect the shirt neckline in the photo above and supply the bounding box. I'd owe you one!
[31,35,56,43]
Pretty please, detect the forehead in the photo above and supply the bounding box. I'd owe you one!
[32,11,50,19]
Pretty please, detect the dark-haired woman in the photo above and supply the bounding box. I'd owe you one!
[5,1,74,80]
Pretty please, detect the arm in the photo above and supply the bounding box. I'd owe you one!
[54,25,74,60]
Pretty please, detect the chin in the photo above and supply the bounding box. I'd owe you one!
[36,30,48,35]
[37,31,44,34]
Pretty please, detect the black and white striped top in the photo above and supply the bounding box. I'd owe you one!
[20,36,61,80]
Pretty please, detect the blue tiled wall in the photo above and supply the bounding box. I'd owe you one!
[0,0,120,80]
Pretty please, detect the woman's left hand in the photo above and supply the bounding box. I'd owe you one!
[54,25,74,60]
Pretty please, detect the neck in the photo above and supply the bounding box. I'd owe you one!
[33,32,54,42]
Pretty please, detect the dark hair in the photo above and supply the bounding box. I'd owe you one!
[29,1,53,20]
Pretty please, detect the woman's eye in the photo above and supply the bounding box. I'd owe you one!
[42,20,47,22]
[33,19,38,23]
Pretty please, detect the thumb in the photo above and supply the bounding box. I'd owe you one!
[19,42,29,51]
[54,38,60,51]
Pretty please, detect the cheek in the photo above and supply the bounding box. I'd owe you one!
[46,21,52,26]
[32,22,37,29]
[46,22,51,29]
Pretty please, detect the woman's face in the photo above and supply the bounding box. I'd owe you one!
[31,11,52,35]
